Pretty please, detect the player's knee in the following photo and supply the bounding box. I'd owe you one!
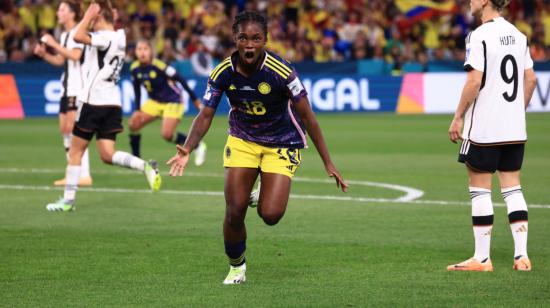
[225,206,246,227]
[161,131,173,142]
[128,118,138,131]
[68,151,83,165]
[99,152,113,164]
[260,209,285,226]
[61,126,73,135]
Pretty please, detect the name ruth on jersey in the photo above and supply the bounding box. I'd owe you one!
[500,35,516,45]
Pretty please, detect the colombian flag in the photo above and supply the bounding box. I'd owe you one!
[396,0,457,22]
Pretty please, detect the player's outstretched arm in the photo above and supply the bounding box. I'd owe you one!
[523,68,537,109]
[166,106,215,176]
[294,97,348,192]
[40,34,82,61]
[449,69,483,143]
[169,72,202,110]
[74,3,101,45]
[34,43,64,66]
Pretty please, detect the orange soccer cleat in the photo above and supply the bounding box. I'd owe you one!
[447,258,493,272]
[513,256,532,271]
[53,176,93,187]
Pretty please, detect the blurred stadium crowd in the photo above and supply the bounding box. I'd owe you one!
[0,0,549,66]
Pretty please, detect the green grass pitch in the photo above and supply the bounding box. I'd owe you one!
[1,113,549,307]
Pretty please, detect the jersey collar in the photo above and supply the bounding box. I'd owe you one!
[230,50,268,73]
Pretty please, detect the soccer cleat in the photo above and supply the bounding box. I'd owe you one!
[223,263,246,285]
[194,142,207,166]
[54,176,93,186]
[144,160,162,192]
[46,199,75,212]
[447,258,493,272]
[513,256,532,271]
[248,181,261,208]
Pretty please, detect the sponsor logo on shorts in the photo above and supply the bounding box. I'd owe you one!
[225,146,231,158]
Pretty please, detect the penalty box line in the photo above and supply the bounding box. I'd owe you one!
[0,184,549,209]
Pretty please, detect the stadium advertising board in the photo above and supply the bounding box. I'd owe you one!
[397,72,550,114]
[1,74,402,117]
[4,71,548,118]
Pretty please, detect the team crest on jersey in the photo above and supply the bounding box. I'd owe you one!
[229,84,237,90]
[258,82,271,95]
[149,71,157,79]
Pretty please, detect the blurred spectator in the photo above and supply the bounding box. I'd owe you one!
[1,0,549,66]
[190,41,214,77]
[37,0,56,33]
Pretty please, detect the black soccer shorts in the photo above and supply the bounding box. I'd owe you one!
[59,96,78,114]
[458,141,525,173]
[73,103,123,141]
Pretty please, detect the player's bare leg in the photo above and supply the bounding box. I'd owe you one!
[448,167,494,271]
[128,111,156,157]
[97,138,161,192]
[256,172,291,226]
[160,117,179,142]
[223,167,259,284]
[47,135,89,212]
[498,170,531,271]
[54,110,92,186]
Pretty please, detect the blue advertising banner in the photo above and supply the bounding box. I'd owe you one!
[12,73,403,117]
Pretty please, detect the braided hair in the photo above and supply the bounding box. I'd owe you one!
[232,11,267,36]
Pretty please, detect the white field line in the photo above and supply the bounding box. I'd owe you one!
[0,168,424,202]
[0,184,549,209]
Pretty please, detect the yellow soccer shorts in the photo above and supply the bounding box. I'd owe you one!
[223,135,302,178]
[141,99,184,119]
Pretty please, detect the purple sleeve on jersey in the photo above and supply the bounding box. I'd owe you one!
[201,79,223,109]
[286,70,308,104]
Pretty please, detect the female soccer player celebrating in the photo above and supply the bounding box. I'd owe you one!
[128,40,207,165]
[167,11,348,284]
[34,0,92,186]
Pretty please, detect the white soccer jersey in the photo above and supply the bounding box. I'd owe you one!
[60,28,84,97]
[78,29,126,106]
[463,17,534,144]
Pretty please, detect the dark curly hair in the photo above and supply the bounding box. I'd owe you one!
[232,11,267,36]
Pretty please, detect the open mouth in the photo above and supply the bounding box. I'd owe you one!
[244,51,255,59]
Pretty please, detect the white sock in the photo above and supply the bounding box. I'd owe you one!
[112,151,145,171]
[470,187,493,262]
[63,165,81,202]
[63,134,71,161]
[80,149,91,178]
[502,186,528,258]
